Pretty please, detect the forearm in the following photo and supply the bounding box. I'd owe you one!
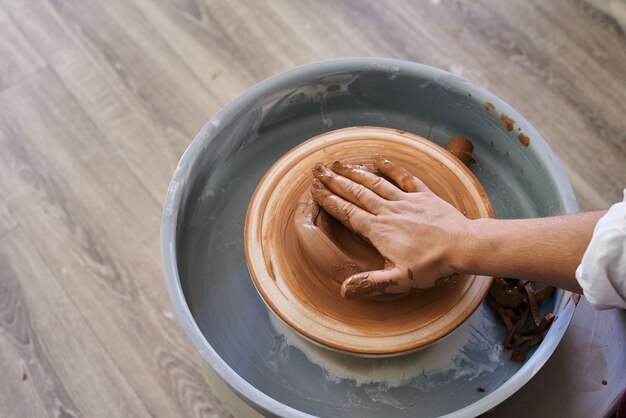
[459,211,606,292]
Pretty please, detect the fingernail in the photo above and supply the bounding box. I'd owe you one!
[342,274,374,299]
[311,178,325,190]
[312,162,325,177]
[314,162,334,180]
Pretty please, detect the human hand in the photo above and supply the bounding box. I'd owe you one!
[311,155,474,299]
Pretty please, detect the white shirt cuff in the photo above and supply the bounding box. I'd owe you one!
[576,189,626,310]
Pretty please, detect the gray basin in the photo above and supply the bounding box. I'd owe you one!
[161,58,579,417]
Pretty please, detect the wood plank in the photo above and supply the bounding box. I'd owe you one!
[1,0,217,202]
[0,126,20,237]
[0,328,48,417]
[0,69,228,418]
[132,0,319,90]
[0,6,45,90]
[0,227,151,417]
[0,202,16,237]
[45,0,217,138]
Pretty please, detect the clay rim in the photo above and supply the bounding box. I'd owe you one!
[244,126,495,356]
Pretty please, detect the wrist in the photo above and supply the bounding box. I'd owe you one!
[455,217,494,275]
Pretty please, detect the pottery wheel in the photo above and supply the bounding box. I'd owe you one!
[172,60,574,416]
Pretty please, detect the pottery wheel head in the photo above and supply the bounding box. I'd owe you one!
[244,126,494,356]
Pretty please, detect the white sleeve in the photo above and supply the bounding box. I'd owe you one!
[575,189,626,310]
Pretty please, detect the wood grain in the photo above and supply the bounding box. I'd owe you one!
[0,6,44,91]
[0,0,623,417]
[0,227,149,417]
[0,68,228,417]
[0,200,16,237]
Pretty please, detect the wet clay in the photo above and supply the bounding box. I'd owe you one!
[293,188,384,284]
[295,136,477,290]
[446,135,476,165]
[245,127,495,355]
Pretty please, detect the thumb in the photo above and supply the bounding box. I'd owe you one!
[341,267,409,300]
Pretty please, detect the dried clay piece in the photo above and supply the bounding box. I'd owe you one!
[488,278,556,362]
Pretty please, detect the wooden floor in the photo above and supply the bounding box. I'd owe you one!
[0,1,624,417]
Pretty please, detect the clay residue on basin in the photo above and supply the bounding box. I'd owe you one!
[500,113,516,131]
[446,135,476,165]
[518,132,530,147]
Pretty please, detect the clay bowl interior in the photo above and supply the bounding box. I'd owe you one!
[163,58,578,417]
[245,126,495,356]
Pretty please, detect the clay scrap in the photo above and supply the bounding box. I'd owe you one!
[487,278,556,362]
[446,135,477,165]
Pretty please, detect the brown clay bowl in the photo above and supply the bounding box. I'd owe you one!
[244,126,494,356]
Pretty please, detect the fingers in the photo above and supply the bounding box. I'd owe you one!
[330,161,405,201]
[313,163,385,214]
[374,154,430,193]
[310,179,373,236]
[341,266,412,299]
